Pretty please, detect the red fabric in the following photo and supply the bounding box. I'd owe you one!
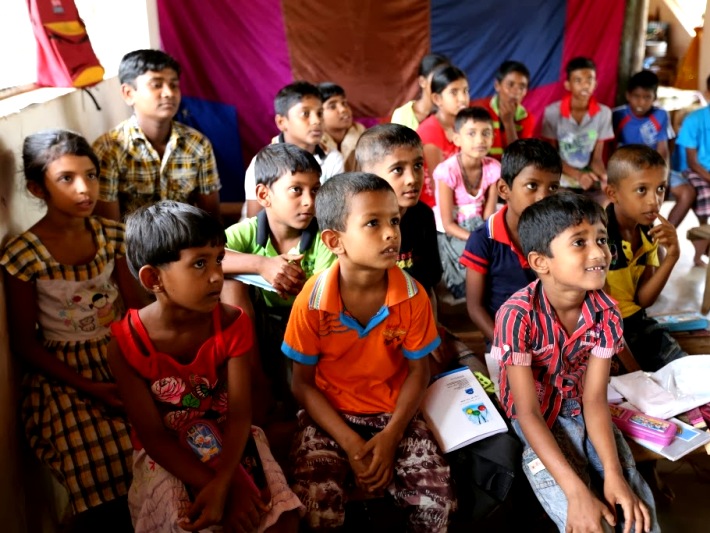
[417,115,458,207]
[559,94,602,119]
[471,97,536,160]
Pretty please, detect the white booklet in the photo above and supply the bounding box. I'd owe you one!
[226,273,277,292]
[421,366,508,453]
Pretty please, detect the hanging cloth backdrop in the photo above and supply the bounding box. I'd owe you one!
[157,0,625,201]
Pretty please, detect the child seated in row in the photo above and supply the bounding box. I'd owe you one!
[391,53,450,131]
[493,192,658,533]
[93,49,222,221]
[108,201,303,532]
[471,60,535,159]
[605,145,687,372]
[542,57,613,202]
[283,173,455,531]
[435,107,501,298]
[319,82,366,172]
[613,69,695,228]
[417,65,470,207]
[243,81,345,217]
[223,143,335,408]
[462,139,561,342]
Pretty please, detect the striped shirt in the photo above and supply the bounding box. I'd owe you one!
[491,279,623,427]
[93,115,221,216]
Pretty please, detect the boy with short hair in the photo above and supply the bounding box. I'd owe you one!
[605,145,686,372]
[93,49,221,220]
[319,82,366,172]
[471,60,535,160]
[243,81,345,217]
[493,192,658,533]
[542,57,613,198]
[462,139,561,342]
[283,173,455,531]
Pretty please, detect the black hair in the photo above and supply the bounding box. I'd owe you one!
[23,129,99,193]
[430,65,468,95]
[355,124,422,171]
[118,49,181,87]
[565,56,596,79]
[274,81,322,116]
[501,139,562,186]
[419,53,450,78]
[627,70,659,94]
[607,144,667,186]
[495,60,530,83]
[315,172,395,232]
[454,107,493,132]
[124,201,226,279]
[519,191,607,258]
[254,143,322,188]
[318,82,346,102]
[706,74,710,92]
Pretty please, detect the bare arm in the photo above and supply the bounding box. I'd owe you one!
[482,183,499,220]
[195,191,222,221]
[114,257,149,310]
[589,140,607,186]
[437,180,470,241]
[245,200,263,218]
[635,215,679,309]
[423,144,444,193]
[465,268,495,342]
[93,200,121,221]
[221,250,305,298]
[687,148,710,183]
[656,140,669,163]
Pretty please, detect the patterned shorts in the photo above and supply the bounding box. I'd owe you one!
[685,170,710,218]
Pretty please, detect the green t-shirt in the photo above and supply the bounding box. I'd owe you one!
[225,211,336,307]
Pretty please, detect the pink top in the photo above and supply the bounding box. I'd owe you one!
[433,154,501,232]
[416,115,459,207]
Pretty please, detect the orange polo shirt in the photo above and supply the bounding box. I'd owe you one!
[282,261,440,414]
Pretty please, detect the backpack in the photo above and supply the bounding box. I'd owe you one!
[27,0,104,88]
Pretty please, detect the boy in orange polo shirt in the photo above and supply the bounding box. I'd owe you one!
[282,173,455,531]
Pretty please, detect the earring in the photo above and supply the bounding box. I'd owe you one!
[152,285,162,293]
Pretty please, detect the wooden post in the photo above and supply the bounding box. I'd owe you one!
[617,0,649,106]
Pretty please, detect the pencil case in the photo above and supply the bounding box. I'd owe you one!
[609,404,677,446]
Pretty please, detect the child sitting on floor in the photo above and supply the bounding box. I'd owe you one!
[318,82,366,171]
[108,201,302,532]
[391,53,450,131]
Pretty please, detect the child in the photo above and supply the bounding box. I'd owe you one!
[391,53,450,130]
[222,143,335,409]
[492,192,658,533]
[283,173,455,531]
[435,107,501,298]
[471,60,535,159]
[613,70,695,228]
[462,139,561,342]
[243,81,345,218]
[318,82,366,172]
[0,130,141,524]
[417,65,469,207]
[605,145,687,372]
[542,57,613,200]
[93,49,221,221]
[107,201,303,532]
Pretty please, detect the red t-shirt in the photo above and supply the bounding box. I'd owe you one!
[417,115,459,207]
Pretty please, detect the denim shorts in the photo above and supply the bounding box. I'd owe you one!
[669,169,689,189]
[511,400,659,533]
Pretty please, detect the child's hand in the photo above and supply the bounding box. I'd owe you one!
[566,486,616,533]
[179,476,231,531]
[344,435,371,490]
[579,171,599,191]
[89,382,124,410]
[603,472,651,533]
[262,254,306,298]
[353,429,399,492]
[221,468,271,533]
[499,97,518,124]
[649,214,680,259]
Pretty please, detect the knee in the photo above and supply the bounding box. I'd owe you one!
[675,183,697,204]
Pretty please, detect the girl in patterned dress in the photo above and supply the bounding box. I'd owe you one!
[107,201,302,533]
[0,130,144,522]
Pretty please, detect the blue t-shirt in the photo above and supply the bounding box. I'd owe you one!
[612,105,672,149]
[676,106,710,171]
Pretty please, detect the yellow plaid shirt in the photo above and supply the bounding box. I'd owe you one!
[93,115,221,216]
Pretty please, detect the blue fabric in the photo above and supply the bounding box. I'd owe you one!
[612,105,670,148]
[676,106,710,172]
[176,96,245,201]
[430,0,566,99]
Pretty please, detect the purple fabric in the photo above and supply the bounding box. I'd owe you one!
[157,0,292,162]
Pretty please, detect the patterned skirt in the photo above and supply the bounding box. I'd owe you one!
[23,335,133,514]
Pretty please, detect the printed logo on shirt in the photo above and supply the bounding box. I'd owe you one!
[383,327,407,347]
[532,344,554,355]
[396,251,414,270]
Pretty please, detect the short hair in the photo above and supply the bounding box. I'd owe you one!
[501,139,562,186]
[254,143,321,188]
[519,191,607,258]
[318,82,346,102]
[124,201,226,279]
[23,129,99,193]
[118,49,181,87]
[627,70,659,93]
[355,124,422,171]
[607,144,667,186]
[419,53,450,78]
[454,107,493,132]
[430,65,468,95]
[316,172,394,232]
[274,81,322,116]
[565,56,596,78]
[495,60,530,83]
